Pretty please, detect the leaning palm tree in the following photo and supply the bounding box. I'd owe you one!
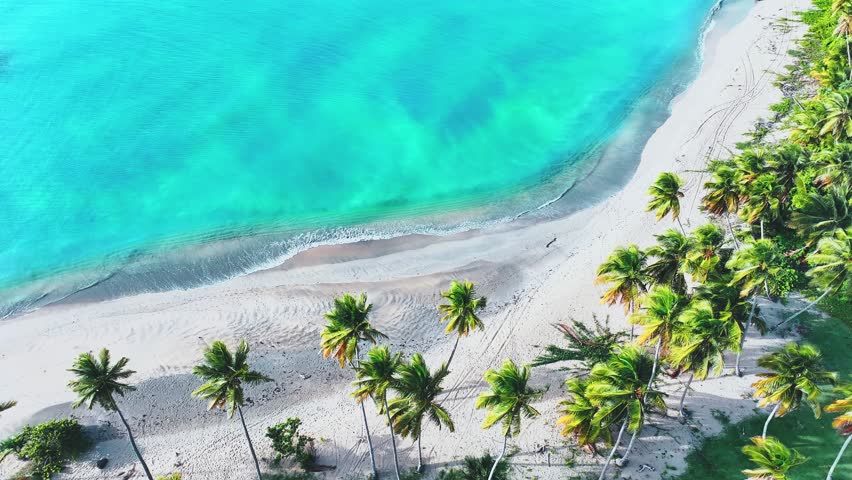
[437,280,487,368]
[727,239,781,374]
[68,349,154,480]
[779,227,852,327]
[531,317,625,373]
[741,174,783,239]
[388,353,454,472]
[835,0,852,80]
[647,172,687,233]
[685,223,730,283]
[820,90,852,141]
[790,183,852,246]
[587,346,666,478]
[742,436,808,480]
[644,229,691,294]
[668,301,741,418]
[192,340,271,480]
[753,343,837,438]
[475,359,543,480]
[352,345,404,480]
[596,245,650,338]
[630,286,687,388]
[0,401,15,413]
[826,383,852,480]
[702,163,743,247]
[320,293,387,479]
[556,378,611,454]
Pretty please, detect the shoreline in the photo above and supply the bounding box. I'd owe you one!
[0,0,731,320]
[0,1,813,479]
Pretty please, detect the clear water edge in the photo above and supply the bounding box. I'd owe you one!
[0,0,745,318]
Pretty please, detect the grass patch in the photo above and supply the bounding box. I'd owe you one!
[675,312,852,480]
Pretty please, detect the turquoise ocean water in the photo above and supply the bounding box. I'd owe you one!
[0,0,721,314]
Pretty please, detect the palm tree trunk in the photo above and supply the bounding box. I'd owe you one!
[735,297,757,377]
[760,218,765,240]
[417,436,423,473]
[115,406,154,480]
[237,406,263,480]
[446,336,461,369]
[598,420,628,480]
[676,217,686,236]
[776,288,831,330]
[727,214,740,250]
[628,300,636,340]
[384,398,401,480]
[360,401,380,479]
[679,373,694,418]
[762,403,781,439]
[617,425,642,467]
[846,34,852,80]
[488,433,508,480]
[827,434,852,480]
[647,338,662,391]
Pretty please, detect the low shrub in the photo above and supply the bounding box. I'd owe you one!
[157,474,182,480]
[263,473,314,480]
[438,453,509,480]
[266,418,315,470]
[0,418,90,479]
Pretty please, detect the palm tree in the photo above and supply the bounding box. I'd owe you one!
[694,275,766,376]
[531,317,624,373]
[321,293,387,479]
[702,163,743,247]
[596,245,651,338]
[437,280,487,368]
[644,229,691,294]
[647,172,687,233]
[741,174,783,239]
[475,359,543,480]
[0,401,15,413]
[735,148,771,190]
[752,343,837,438]
[767,143,807,195]
[668,301,741,418]
[68,349,154,480]
[780,227,852,327]
[630,286,687,389]
[685,223,730,283]
[820,90,852,140]
[742,436,808,480]
[353,345,404,480]
[192,340,271,480]
[588,346,666,478]
[388,353,454,472]
[790,183,852,246]
[834,0,852,81]
[826,383,852,480]
[727,239,781,374]
[556,378,611,454]
[813,144,852,186]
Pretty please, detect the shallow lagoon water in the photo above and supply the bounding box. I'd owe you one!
[0,0,719,312]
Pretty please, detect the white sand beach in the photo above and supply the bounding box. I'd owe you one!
[0,0,813,478]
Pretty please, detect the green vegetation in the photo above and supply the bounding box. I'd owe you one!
[156,474,182,480]
[531,317,625,372]
[192,340,271,480]
[742,436,808,480]
[437,280,487,368]
[0,418,89,479]
[266,418,315,470]
[436,453,510,480]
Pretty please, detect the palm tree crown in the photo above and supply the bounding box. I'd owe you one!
[556,378,611,451]
[727,239,782,297]
[321,293,387,368]
[631,286,687,352]
[669,301,741,381]
[192,340,271,418]
[596,244,650,313]
[807,227,852,292]
[702,163,742,216]
[753,343,837,419]
[647,172,686,222]
[389,353,454,439]
[352,345,402,406]
[476,359,543,437]
[644,230,691,293]
[68,348,135,411]
[438,280,487,337]
[742,436,808,480]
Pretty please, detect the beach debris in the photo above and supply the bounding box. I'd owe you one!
[299,373,311,380]
[546,238,557,248]
[638,464,655,472]
[96,457,109,469]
